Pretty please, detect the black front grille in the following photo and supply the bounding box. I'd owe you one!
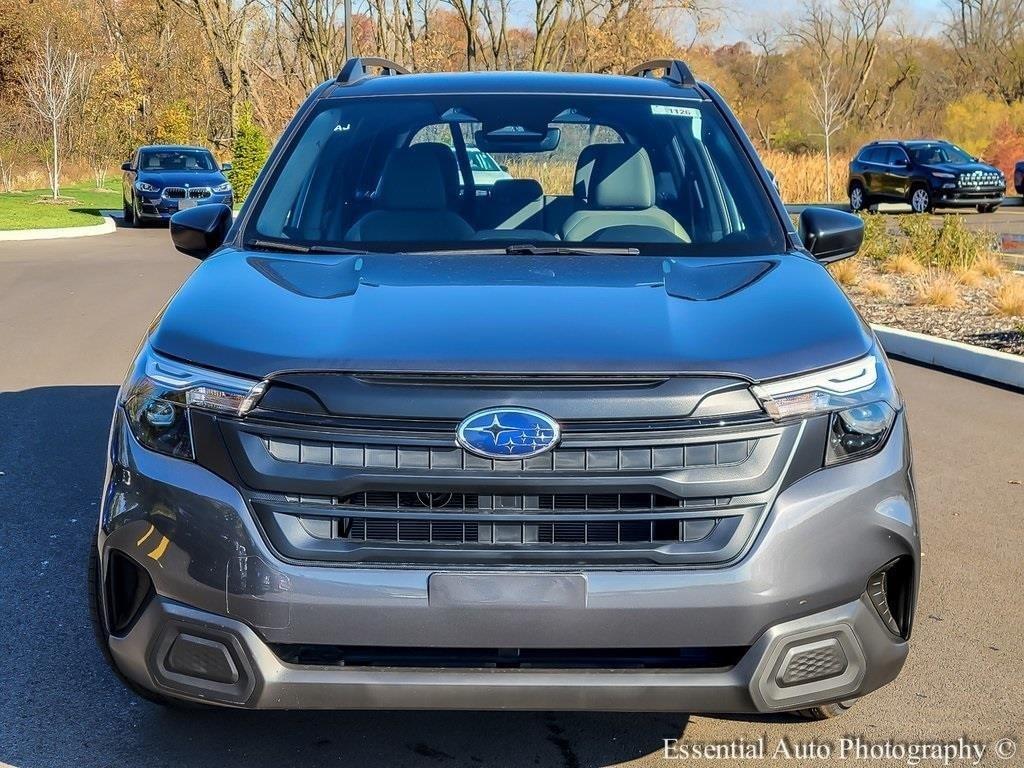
[262,435,757,473]
[269,643,748,669]
[163,186,213,199]
[327,490,730,512]
[323,515,719,545]
[210,401,809,566]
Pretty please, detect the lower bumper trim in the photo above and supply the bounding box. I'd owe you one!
[106,594,907,712]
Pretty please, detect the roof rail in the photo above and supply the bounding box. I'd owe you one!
[625,59,696,88]
[336,57,411,84]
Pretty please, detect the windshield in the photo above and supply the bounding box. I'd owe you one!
[468,150,501,172]
[908,143,973,165]
[140,149,217,172]
[248,94,786,256]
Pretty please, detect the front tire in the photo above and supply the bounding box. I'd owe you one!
[909,185,932,214]
[848,182,867,212]
[977,203,999,213]
[794,699,857,720]
[122,198,135,226]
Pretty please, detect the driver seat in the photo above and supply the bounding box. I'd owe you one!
[345,145,474,242]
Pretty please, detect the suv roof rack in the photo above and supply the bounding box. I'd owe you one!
[336,57,411,84]
[625,59,696,88]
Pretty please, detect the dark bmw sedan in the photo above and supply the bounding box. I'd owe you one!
[121,146,233,226]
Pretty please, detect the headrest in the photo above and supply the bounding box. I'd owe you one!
[591,145,656,210]
[490,178,543,207]
[411,142,460,204]
[573,144,611,200]
[377,145,449,210]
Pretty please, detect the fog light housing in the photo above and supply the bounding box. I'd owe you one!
[867,557,915,639]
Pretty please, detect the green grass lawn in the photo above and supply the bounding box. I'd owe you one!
[0,181,122,230]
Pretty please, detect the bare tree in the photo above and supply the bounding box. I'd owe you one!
[793,0,892,200]
[20,30,80,200]
[171,0,260,139]
[276,0,349,87]
[443,0,480,69]
[943,0,1024,102]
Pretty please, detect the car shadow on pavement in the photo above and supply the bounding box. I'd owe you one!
[0,385,690,768]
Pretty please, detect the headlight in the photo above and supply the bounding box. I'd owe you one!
[121,345,266,460]
[135,181,159,193]
[932,172,955,180]
[213,181,232,193]
[751,349,900,465]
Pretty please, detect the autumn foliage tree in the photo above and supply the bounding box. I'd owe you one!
[228,103,268,202]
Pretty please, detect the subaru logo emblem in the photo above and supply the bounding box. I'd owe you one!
[456,408,560,460]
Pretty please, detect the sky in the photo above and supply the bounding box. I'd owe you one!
[698,0,943,46]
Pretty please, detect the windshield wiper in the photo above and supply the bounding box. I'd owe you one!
[504,244,640,256]
[245,239,379,255]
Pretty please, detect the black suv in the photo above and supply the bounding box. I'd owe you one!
[848,140,1004,214]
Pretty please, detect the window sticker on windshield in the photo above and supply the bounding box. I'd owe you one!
[651,105,701,118]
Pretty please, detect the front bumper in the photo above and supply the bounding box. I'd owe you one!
[108,593,902,712]
[932,187,1004,207]
[137,193,233,219]
[97,410,919,711]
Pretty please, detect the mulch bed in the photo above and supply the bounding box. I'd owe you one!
[845,263,1024,356]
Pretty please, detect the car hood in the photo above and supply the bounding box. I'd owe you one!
[137,171,227,188]
[919,161,1001,176]
[150,249,873,381]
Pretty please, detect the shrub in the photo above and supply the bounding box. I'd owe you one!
[955,267,983,287]
[896,214,936,265]
[882,251,925,276]
[975,252,1006,278]
[993,277,1024,317]
[828,257,860,286]
[931,216,994,272]
[861,278,893,298]
[229,103,269,203]
[914,271,961,308]
[857,213,892,263]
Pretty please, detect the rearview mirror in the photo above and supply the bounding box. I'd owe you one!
[121,162,133,172]
[170,204,233,260]
[798,207,864,264]
[475,127,560,153]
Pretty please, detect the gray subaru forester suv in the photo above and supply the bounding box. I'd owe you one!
[92,58,918,719]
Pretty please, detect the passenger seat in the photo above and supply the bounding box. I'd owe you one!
[542,144,608,235]
[560,145,688,242]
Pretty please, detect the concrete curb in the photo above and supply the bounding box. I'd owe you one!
[873,324,1024,390]
[0,215,116,241]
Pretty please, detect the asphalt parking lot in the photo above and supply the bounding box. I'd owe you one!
[0,225,1021,768]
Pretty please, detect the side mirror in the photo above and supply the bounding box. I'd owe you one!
[892,158,908,167]
[170,204,233,260]
[798,207,864,264]
[220,162,233,171]
[121,162,133,172]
